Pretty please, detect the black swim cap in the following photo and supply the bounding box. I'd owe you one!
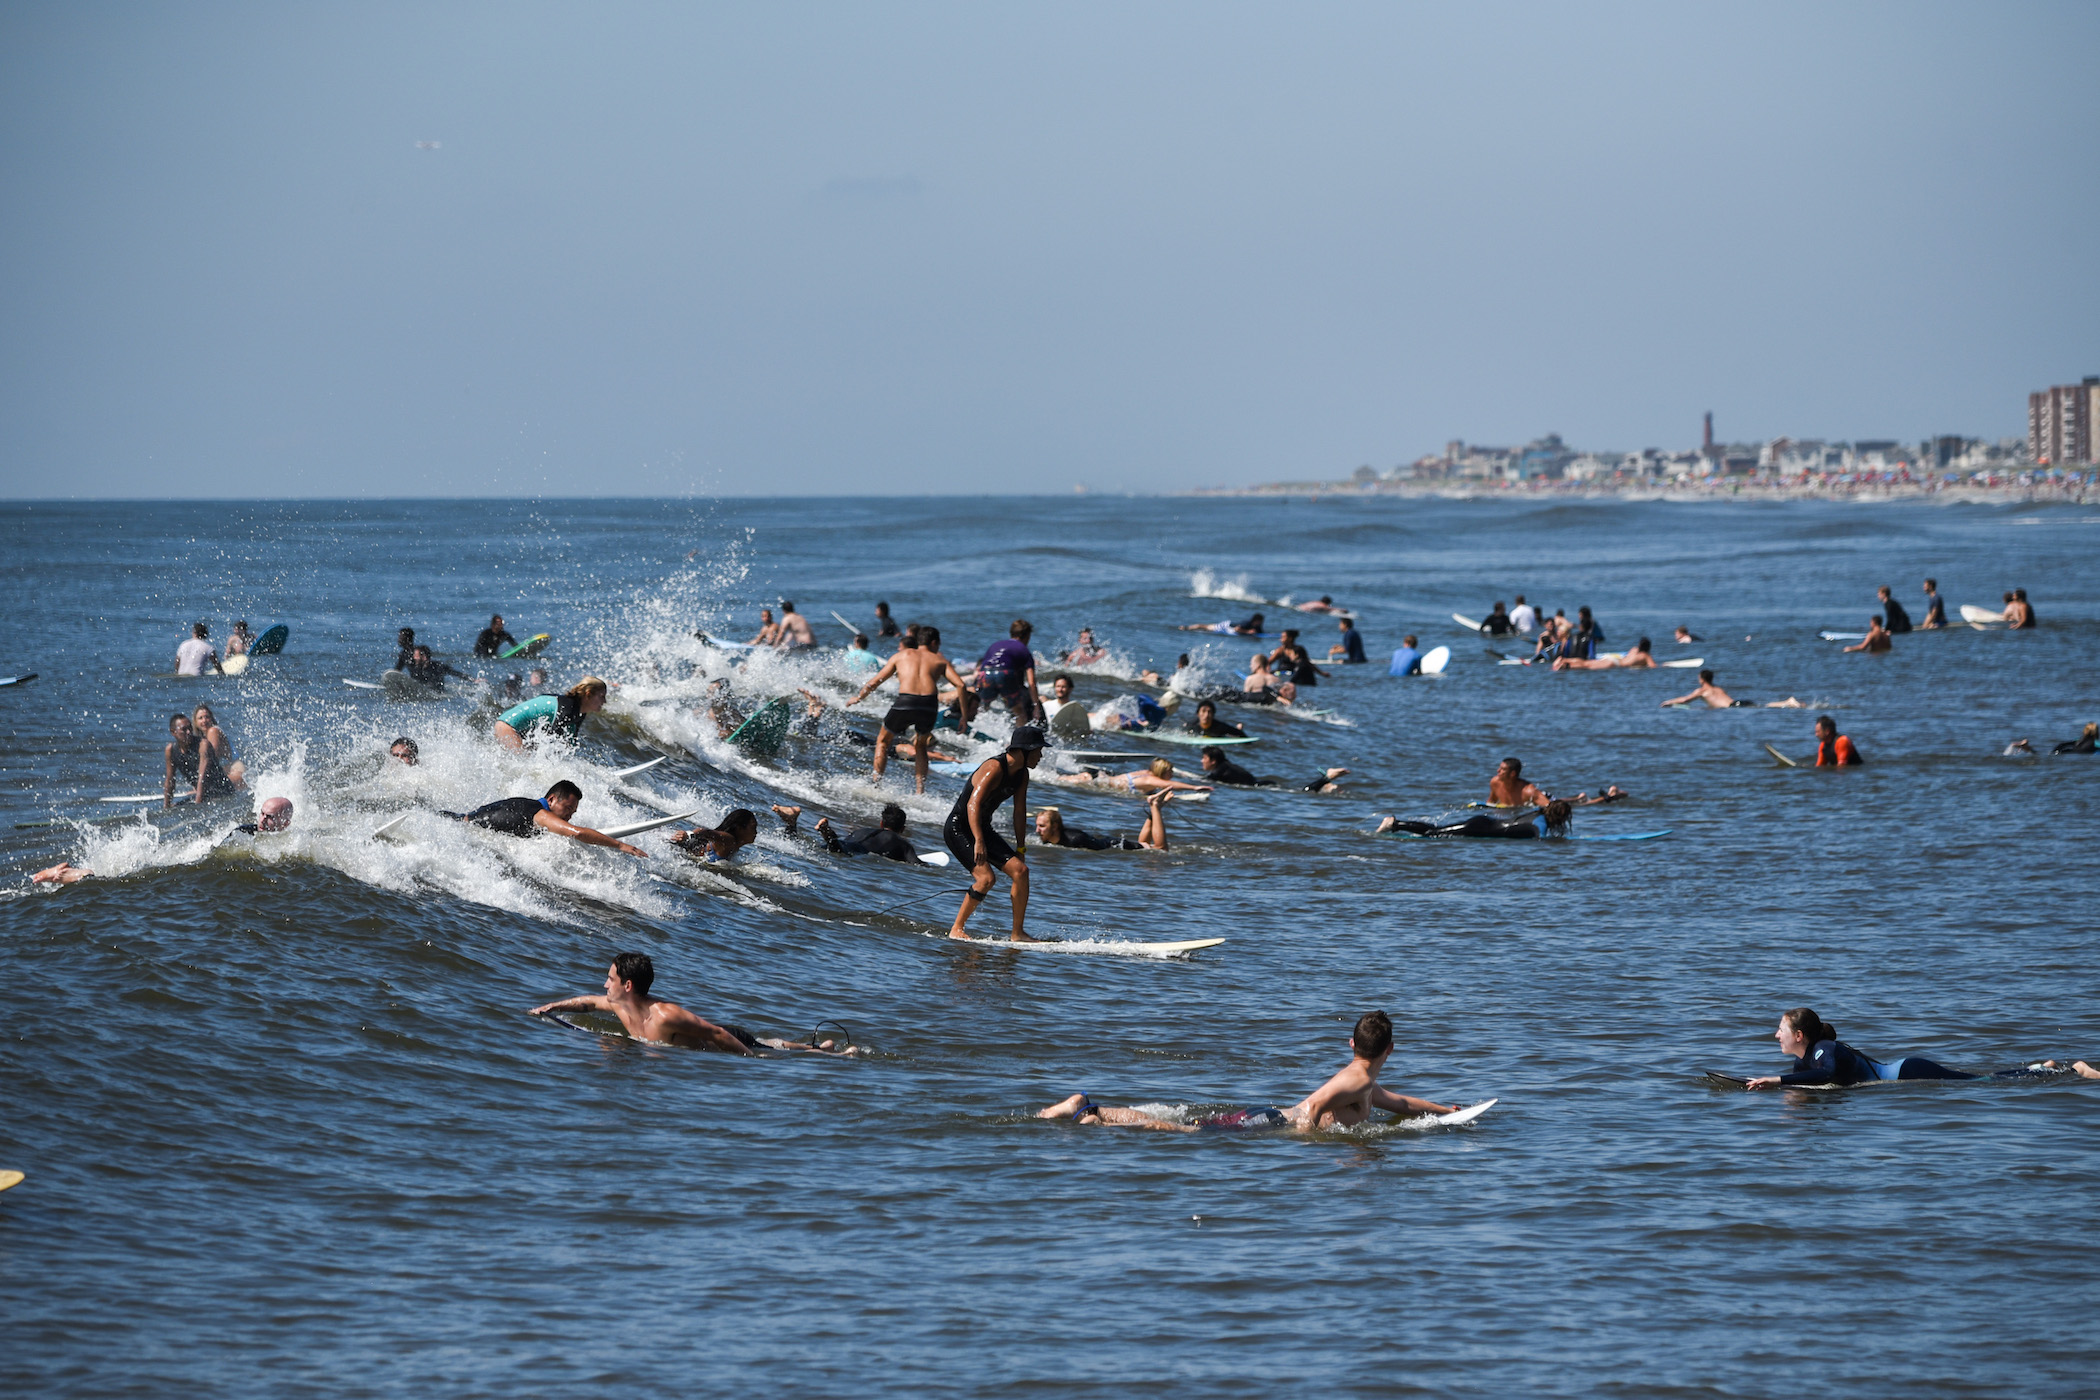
[1008,725,1046,751]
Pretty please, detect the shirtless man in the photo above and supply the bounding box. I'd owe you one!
[1488,757,1548,808]
[1843,617,1893,654]
[1294,595,1340,614]
[531,953,857,1056]
[1660,669,1805,709]
[1061,628,1109,666]
[847,625,970,792]
[1036,1010,1458,1132]
[1553,637,1656,671]
[775,600,817,650]
[748,608,780,646]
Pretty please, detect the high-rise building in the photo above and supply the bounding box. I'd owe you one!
[2028,378,2100,465]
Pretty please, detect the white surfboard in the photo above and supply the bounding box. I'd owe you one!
[1452,613,1483,631]
[916,850,951,867]
[220,653,251,676]
[342,678,383,690]
[372,813,411,839]
[1662,657,1705,669]
[1419,645,1451,674]
[1818,631,1865,641]
[949,935,1225,957]
[98,794,162,803]
[830,610,859,635]
[610,756,667,781]
[1960,604,2004,624]
[598,809,701,840]
[1414,1098,1496,1127]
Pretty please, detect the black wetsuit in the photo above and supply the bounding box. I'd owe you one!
[170,739,237,801]
[406,655,471,690]
[1186,719,1248,740]
[1778,1039,1971,1085]
[2053,734,2097,755]
[1482,611,1514,637]
[1340,629,1367,662]
[1285,647,1319,688]
[474,627,517,658]
[945,756,1024,868]
[452,796,548,837]
[1053,826,1141,851]
[1882,598,1913,634]
[1387,813,1549,839]
[875,615,900,638]
[1204,755,1333,793]
[823,824,918,863]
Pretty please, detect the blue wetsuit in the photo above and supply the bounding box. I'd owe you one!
[1388,645,1422,676]
[1778,1039,1974,1086]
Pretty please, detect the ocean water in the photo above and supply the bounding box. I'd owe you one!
[2,495,2096,1397]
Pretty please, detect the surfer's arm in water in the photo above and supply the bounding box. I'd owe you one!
[1568,786,1629,806]
[1370,1084,1461,1117]
[31,862,93,885]
[530,808,648,857]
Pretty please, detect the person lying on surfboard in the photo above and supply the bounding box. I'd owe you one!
[1660,670,1806,709]
[1037,1010,1459,1132]
[1034,792,1173,852]
[445,780,647,857]
[1377,800,1575,839]
[810,803,920,863]
[1179,612,1265,636]
[532,953,858,1056]
[1198,746,1347,793]
[1552,637,1657,670]
[1737,1007,2086,1089]
[34,800,296,885]
[1044,756,1211,798]
[671,804,802,862]
[1183,699,1247,739]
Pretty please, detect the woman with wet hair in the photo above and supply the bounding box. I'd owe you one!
[1745,1008,1974,1089]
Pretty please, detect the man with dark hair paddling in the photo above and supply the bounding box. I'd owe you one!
[446,780,648,856]
[947,725,1045,941]
[813,803,920,863]
[531,954,858,1056]
[1037,1010,1461,1132]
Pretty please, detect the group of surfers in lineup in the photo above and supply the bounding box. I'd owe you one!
[37,579,2093,1130]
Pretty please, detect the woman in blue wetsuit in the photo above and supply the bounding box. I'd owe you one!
[494,676,608,751]
[1746,1008,1975,1089]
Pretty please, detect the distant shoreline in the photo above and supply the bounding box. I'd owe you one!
[1182,476,2095,505]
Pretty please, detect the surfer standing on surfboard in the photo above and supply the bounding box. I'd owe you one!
[846,626,970,794]
[946,725,1044,942]
[1037,1010,1460,1132]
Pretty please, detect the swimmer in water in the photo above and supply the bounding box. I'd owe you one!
[190,704,247,790]
[1198,746,1346,793]
[2006,588,2037,629]
[774,600,816,650]
[389,737,419,766]
[1843,617,1893,654]
[1034,790,1174,852]
[812,803,919,863]
[35,798,296,885]
[1184,698,1247,739]
[669,804,801,862]
[1037,1010,1459,1132]
[1808,715,1863,767]
[1488,757,1548,808]
[1673,625,1701,644]
[748,608,780,646]
[1376,800,1575,839]
[1743,1007,1977,1089]
[532,953,858,1056]
[946,725,1045,941]
[1180,612,1266,636]
[1553,637,1656,670]
[494,677,608,751]
[1294,595,1340,614]
[164,712,237,808]
[446,780,647,856]
[872,601,900,638]
[1061,628,1109,666]
[1046,756,1211,798]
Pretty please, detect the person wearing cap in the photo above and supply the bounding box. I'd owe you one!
[945,725,1046,941]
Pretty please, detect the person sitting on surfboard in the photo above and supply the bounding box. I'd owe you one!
[174,622,220,677]
[404,645,477,692]
[1327,616,1367,663]
[1037,1010,1460,1132]
[473,614,517,658]
[191,704,247,791]
[1269,630,1325,688]
[226,620,253,657]
[1377,800,1575,839]
[812,803,920,863]
[1842,617,1893,654]
[1811,715,1863,766]
[1919,578,1946,629]
[494,677,608,751]
[747,608,780,646]
[1388,635,1424,676]
[532,953,858,1056]
[1198,747,1347,793]
[447,780,647,857]
[1480,603,1516,637]
[1553,637,1656,671]
[164,712,237,808]
[2007,587,2037,629]
[775,600,816,650]
[946,725,1046,942]
[1876,586,1912,634]
[1046,756,1212,798]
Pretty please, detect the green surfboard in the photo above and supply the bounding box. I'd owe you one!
[499,633,551,659]
[727,695,792,755]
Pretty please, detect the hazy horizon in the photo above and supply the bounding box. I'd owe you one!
[3,2,2095,499]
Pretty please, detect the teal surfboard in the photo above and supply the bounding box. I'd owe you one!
[251,624,288,655]
[727,695,792,755]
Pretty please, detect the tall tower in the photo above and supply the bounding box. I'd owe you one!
[1703,412,1714,454]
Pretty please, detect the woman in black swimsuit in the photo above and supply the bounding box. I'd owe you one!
[163,712,236,808]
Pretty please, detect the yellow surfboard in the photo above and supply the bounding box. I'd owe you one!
[0,1170,25,1193]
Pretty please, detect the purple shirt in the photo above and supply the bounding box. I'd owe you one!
[977,640,1036,690]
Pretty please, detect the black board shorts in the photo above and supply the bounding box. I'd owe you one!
[945,808,1019,870]
[883,692,940,736]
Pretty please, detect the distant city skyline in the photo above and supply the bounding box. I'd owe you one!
[2,3,2096,498]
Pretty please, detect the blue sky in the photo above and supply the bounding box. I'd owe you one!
[2,2,2095,497]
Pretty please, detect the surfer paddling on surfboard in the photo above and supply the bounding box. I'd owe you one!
[34,799,295,885]
[669,805,799,862]
[1038,1010,1462,1132]
[1046,756,1212,798]
[947,725,1045,942]
[1660,670,1806,709]
[1734,1008,2085,1089]
[1199,746,1348,793]
[846,625,970,793]
[532,953,858,1056]
[494,677,607,751]
[445,780,647,857]
[1554,637,1657,670]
